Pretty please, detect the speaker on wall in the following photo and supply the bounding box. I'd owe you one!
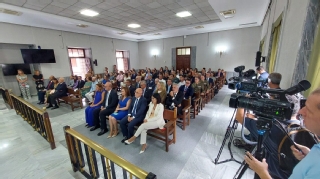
[93,59,98,66]
[255,51,261,67]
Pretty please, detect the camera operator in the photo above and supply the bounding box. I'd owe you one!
[256,66,269,87]
[244,88,320,179]
[235,72,299,179]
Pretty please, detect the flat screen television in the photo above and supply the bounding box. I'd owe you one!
[21,49,56,63]
[2,64,32,76]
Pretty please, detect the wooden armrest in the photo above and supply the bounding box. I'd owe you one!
[164,120,175,128]
[182,105,191,111]
[194,97,200,101]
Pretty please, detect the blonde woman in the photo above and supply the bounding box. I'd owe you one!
[16,69,31,99]
[154,81,167,104]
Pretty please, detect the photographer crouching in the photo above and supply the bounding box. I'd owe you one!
[235,73,304,179]
[243,87,320,179]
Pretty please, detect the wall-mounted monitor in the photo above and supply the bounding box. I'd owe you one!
[21,49,56,63]
[1,64,32,76]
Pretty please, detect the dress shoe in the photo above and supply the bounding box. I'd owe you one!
[37,101,41,104]
[124,140,134,145]
[139,145,147,154]
[97,129,108,136]
[121,137,127,143]
[90,126,99,131]
[51,106,59,110]
[46,105,53,108]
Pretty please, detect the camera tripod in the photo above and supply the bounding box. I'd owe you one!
[233,117,272,179]
[214,108,241,165]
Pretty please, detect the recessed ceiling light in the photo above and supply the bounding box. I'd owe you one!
[220,9,236,19]
[77,24,89,28]
[0,8,22,16]
[154,33,161,35]
[194,26,204,29]
[128,24,141,28]
[118,32,126,35]
[176,11,192,18]
[80,9,99,17]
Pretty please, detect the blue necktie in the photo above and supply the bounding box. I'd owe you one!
[132,98,138,115]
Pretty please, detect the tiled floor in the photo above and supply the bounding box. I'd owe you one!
[0,86,254,179]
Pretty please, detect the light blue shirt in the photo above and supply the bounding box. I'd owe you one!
[289,143,320,179]
[89,81,98,92]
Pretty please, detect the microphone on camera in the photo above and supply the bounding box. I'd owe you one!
[285,80,311,95]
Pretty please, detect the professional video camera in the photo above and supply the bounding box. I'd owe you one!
[228,66,264,91]
[229,80,311,120]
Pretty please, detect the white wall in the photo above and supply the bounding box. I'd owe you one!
[0,23,139,78]
[260,0,309,88]
[138,27,261,72]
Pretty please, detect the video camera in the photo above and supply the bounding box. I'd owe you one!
[228,66,265,91]
[229,80,311,120]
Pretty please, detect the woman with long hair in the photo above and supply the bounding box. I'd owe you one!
[16,69,31,99]
[108,87,131,138]
[85,83,105,127]
[154,81,166,104]
[80,76,92,97]
[125,93,165,154]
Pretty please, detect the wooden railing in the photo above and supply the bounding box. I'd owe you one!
[64,126,157,179]
[0,87,13,109]
[11,94,56,150]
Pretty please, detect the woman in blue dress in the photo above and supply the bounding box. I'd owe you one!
[108,87,131,138]
[85,83,105,127]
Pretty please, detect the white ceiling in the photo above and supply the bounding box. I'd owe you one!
[0,0,269,41]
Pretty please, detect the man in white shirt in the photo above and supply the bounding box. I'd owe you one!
[158,73,166,86]
[178,76,186,87]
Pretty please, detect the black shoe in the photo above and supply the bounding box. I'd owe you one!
[97,129,108,136]
[90,126,99,131]
[46,105,53,108]
[37,101,41,104]
[121,137,128,143]
[51,106,59,110]
[85,124,89,127]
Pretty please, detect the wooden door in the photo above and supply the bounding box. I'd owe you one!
[176,47,191,70]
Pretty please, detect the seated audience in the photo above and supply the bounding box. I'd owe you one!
[179,78,194,99]
[166,79,173,94]
[146,75,154,89]
[206,73,214,87]
[158,73,166,86]
[152,78,159,93]
[192,77,204,95]
[154,81,167,104]
[135,76,142,88]
[68,75,75,87]
[125,93,165,154]
[125,80,136,97]
[37,75,55,104]
[102,75,110,84]
[96,74,103,83]
[178,75,185,87]
[76,76,85,89]
[108,87,132,138]
[85,83,105,127]
[44,78,58,104]
[119,88,148,143]
[200,75,209,93]
[140,80,153,104]
[165,83,183,115]
[90,82,119,136]
[85,77,98,103]
[46,77,68,110]
[116,71,124,86]
[80,77,92,97]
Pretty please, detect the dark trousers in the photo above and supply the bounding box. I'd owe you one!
[120,116,143,139]
[48,94,58,106]
[38,91,46,103]
[93,108,114,130]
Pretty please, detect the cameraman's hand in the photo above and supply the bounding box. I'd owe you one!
[291,143,310,160]
[244,152,271,179]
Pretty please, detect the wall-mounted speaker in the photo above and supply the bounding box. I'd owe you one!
[255,51,261,67]
[93,59,98,66]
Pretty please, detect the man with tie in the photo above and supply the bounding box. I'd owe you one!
[140,80,153,104]
[165,83,184,115]
[206,73,214,87]
[166,79,173,94]
[77,76,85,89]
[37,75,55,104]
[135,76,141,88]
[146,75,154,89]
[179,78,194,99]
[125,79,136,97]
[90,82,119,136]
[46,77,68,110]
[120,88,147,143]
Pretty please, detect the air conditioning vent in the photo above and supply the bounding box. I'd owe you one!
[118,32,126,35]
[0,8,22,16]
[220,9,236,19]
[136,38,144,41]
[194,25,204,29]
[76,24,89,28]
[239,22,258,26]
[154,33,161,35]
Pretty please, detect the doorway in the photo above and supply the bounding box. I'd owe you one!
[68,48,92,78]
[116,50,129,72]
[176,47,191,70]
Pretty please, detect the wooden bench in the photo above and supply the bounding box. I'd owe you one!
[191,92,200,119]
[177,97,191,130]
[58,88,83,111]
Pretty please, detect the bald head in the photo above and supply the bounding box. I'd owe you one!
[59,77,65,83]
[104,82,112,91]
[135,88,143,98]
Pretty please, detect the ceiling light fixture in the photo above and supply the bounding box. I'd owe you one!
[176,11,192,18]
[194,26,204,29]
[220,9,236,19]
[128,24,141,28]
[118,32,126,35]
[77,24,89,28]
[154,33,161,35]
[80,9,99,17]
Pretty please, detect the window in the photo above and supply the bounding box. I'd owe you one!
[68,48,92,79]
[177,47,191,55]
[68,49,85,57]
[116,50,129,72]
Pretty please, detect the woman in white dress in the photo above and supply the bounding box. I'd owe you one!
[125,93,165,154]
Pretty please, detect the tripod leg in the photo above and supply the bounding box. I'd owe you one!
[214,126,232,164]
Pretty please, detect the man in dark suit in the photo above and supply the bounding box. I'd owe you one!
[120,88,147,142]
[90,82,119,136]
[37,75,55,104]
[140,80,153,104]
[179,78,194,99]
[215,69,224,78]
[46,77,68,109]
[135,76,141,88]
[125,79,136,97]
[77,76,85,89]
[146,75,154,89]
[165,83,184,115]
[206,73,214,87]
[166,79,173,94]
